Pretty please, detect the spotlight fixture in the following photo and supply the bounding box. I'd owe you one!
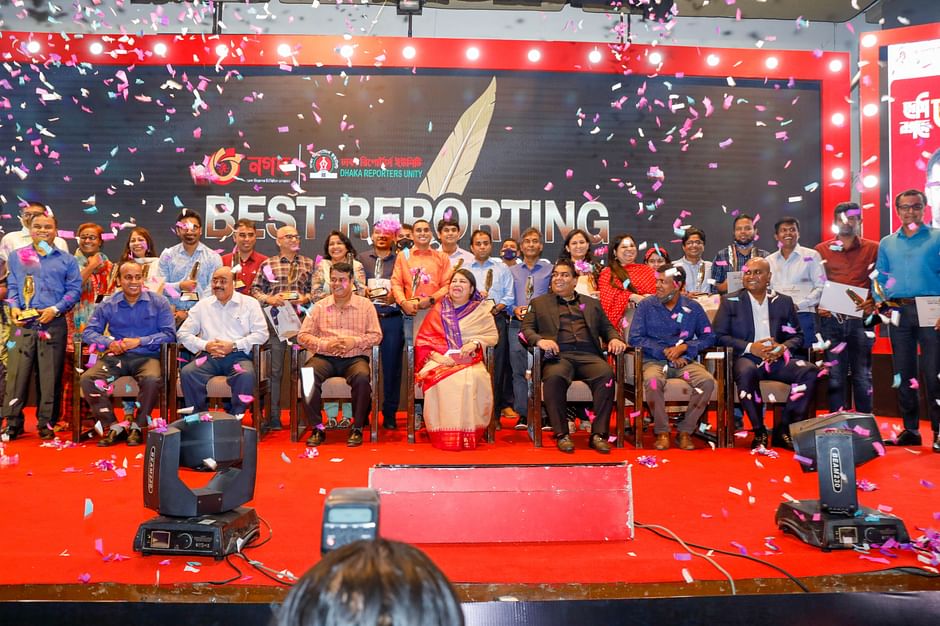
[153,42,168,57]
[396,0,423,15]
[862,103,879,117]
[466,47,480,61]
[765,56,779,70]
[648,51,663,66]
[828,58,843,72]
[25,41,41,54]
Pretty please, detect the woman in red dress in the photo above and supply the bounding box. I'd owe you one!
[599,234,657,333]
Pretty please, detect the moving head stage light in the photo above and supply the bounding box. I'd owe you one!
[134,414,260,559]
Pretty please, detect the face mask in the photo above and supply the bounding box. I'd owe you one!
[501,248,518,261]
[397,238,414,251]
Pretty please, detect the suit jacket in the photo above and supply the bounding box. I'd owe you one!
[713,289,803,361]
[521,292,623,355]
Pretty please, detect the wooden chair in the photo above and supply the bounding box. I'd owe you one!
[168,343,272,431]
[622,346,732,448]
[288,345,381,443]
[71,339,172,442]
[528,346,627,448]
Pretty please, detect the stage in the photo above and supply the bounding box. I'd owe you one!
[1,410,939,621]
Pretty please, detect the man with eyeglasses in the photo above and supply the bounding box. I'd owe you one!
[251,225,314,431]
[521,259,627,454]
[714,257,818,450]
[158,209,222,325]
[926,148,940,229]
[875,189,940,452]
[222,218,266,295]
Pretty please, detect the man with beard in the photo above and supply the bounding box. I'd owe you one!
[814,202,879,415]
[158,209,222,324]
[710,214,771,294]
[222,218,266,295]
[178,267,269,418]
[628,264,716,451]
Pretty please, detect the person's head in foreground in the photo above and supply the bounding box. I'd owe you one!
[272,538,464,626]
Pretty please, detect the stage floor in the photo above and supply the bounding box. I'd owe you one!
[0,412,938,602]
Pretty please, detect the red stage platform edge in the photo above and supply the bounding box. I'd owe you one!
[369,463,634,544]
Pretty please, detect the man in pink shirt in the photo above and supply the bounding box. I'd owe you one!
[297,262,383,448]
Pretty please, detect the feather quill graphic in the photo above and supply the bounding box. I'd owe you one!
[417,77,497,199]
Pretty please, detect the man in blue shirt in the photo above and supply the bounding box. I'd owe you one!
[2,212,82,441]
[158,209,222,325]
[875,189,940,452]
[629,264,716,451]
[508,228,553,429]
[81,261,176,446]
[467,229,515,422]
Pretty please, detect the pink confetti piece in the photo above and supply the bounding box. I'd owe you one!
[238,394,254,403]
[78,573,92,584]
[673,552,692,561]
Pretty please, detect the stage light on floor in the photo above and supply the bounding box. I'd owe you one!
[831,167,846,181]
[863,103,879,117]
[402,45,416,60]
[153,42,168,57]
[277,43,292,57]
[828,58,843,72]
[765,56,779,70]
[588,48,602,64]
[527,49,541,63]
[706,54,720,67]
[25,41,40,54]
[89,42,104,55]
[648,51,663,66]
[861,34,878,48]
[831,112,846,126]
[466,46,480,61]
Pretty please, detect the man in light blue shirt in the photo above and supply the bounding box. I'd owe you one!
[158,209,222,324]
[508,228,553,428]
[875,189,940,452]
[467,229,515,421]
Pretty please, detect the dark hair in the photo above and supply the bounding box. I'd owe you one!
[644,246,671,264]
[834,201,861,218]
[469,229,491,244]
[22,201,50,215]
[663,262,687,287]
[895,189,927,208]
[77,222,104,238]
[400,222,414,231]
[120,227,156,261]
[412,219,431,230]
[681,227,706,246]
[330,261,354,279]
[501,237,519,247]
[553,258,577,276]
[606,233,638,292]
[450,268,478,298]
[323,230,359,262]
[271,539,464,626]
[773,216,800,233]
[558,229,594,263]
[235,218,257,231]
[732,214,753,229]
[436,217,460,234]
[30,210,57,227]
[176,209,202,228]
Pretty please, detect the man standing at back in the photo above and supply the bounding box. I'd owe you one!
[875,189,940,452]
[711,214,771,295]
[766,217,826,349]
[222,218,266,295]
[158,209,222,324]
[437,217,473,269]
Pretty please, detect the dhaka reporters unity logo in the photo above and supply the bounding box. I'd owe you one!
[310,150,339,179]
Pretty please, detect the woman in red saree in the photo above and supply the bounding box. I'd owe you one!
[599,234,657,332]
[415,269,498,451]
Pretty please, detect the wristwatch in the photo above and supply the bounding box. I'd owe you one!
[428,296,436,305]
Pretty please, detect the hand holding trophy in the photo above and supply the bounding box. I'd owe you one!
[18,275,40,322]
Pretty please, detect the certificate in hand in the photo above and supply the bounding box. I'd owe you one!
[915,296,940,328]
[726,271,744,293]
[819,281,868,318]
[445,348,475,365]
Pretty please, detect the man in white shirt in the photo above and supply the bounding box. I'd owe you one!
[766,217,826,349]
[177,267,269,417]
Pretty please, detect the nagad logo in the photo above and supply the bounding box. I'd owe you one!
[207,147,243,185]
[310,149,339,179]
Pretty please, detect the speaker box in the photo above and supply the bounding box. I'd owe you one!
[789,412,882,473]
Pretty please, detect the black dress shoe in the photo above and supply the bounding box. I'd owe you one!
[306,429,326,447]
[38,425,55,440]
[751,428,769,450]
[885,430,922,446]
[126,429,143,446]
[347,428,363,447]
[771,430,794,451]
[1,426,24,441]
[589,434,611,454]
[98,429,127,447]
[556,435,575,454]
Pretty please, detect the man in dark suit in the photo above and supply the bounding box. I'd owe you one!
[521,259,627,454]
[714,257,818,450]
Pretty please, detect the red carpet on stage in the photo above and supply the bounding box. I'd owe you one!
[0,412,937,589]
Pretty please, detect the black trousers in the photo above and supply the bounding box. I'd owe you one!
[80,353,162,429]
[542,351,615,438]
[733,355,818,431]
[302,355,372,429]
[378,314,404,425]
[493,314,514,411]
[2,317,68,429]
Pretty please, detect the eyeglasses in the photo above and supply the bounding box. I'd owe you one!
[279,234,300,240]
[897,203,924,211]
[683,240,704,246]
